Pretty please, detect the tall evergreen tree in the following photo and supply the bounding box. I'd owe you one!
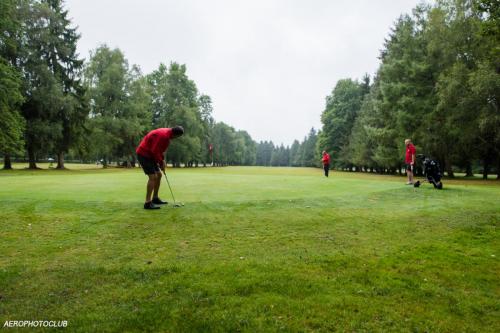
[318,79,366,168]
[289,140,300,166]
[300,128,319,167]
[18,0,87,169]
[0,0,25,169]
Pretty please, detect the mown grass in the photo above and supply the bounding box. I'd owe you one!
[0,166,498,332]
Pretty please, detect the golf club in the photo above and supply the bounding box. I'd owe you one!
[160,167,184,207]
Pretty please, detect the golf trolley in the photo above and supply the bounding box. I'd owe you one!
[413,154,443,189]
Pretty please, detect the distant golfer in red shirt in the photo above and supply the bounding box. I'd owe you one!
[322,151,331,177]
[405,139,416,185]
[136,126,184,209]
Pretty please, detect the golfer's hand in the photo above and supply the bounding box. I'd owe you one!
[159,160,166,171]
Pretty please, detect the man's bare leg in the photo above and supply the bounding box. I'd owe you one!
[407,169,414,184]
[153,171,162,199]
[146,173,157,202]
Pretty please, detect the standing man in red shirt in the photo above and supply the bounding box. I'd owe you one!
[136,126,184,209]
[321,151,331,177]
[405,139,416,185]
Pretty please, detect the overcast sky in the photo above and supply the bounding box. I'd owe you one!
[65,0,425,145]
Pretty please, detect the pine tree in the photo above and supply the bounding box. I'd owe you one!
[0,0,25,169]
[18,0,87,169]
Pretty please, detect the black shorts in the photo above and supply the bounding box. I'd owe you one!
[406,164,414,172]
[137,154,160,175]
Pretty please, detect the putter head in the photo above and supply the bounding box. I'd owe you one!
[173,202,184,207]
[414,181,421,188]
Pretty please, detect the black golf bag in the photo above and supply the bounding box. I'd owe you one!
[414,155,443,189]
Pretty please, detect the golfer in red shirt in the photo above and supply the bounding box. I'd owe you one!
[322,151,331,177]
[405,139,416,185]
[136,126,184,209]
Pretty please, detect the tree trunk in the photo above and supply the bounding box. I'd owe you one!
[497,159,500,180]
[483,159,489,180]
[438,158,445,174]
[56,151,65,169]
[28,147,38,169]
[465,161,473,177]
[3,155,12,170]
[445,158,454,178]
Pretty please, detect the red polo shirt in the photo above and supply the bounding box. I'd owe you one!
[322,153,330,165]
[136,128,173,163]
[405,144,416,164]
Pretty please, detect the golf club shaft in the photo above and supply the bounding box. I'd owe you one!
[161,168,177,205]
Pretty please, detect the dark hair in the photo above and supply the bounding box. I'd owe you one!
[172,126,184,137]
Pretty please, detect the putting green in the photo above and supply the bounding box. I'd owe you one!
[0,166,499,332]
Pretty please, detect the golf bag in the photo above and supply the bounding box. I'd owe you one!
[414,155,443,189]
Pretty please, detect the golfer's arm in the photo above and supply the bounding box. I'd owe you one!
[157,159,165,170]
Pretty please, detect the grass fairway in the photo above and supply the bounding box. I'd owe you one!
[0,166,499,332]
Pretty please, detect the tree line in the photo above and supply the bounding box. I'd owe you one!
[0,0,267,169]
[255,128,319,167]
[318,0,499,179]
[1,0,498,175]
